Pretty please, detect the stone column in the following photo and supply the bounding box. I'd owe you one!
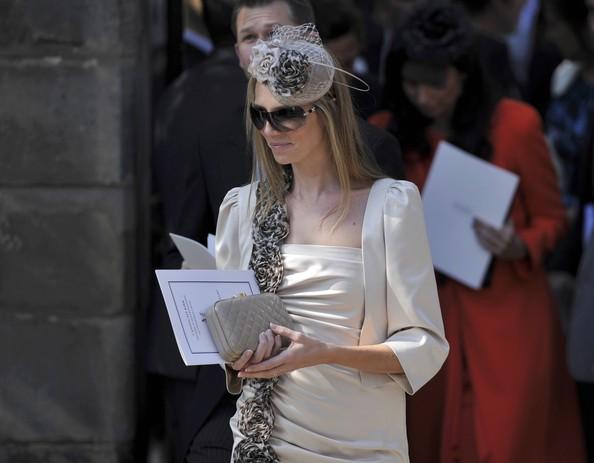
[0,1,150,461]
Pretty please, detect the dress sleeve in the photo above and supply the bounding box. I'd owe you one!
[215,187,244,394]
[382,181,449,394]
[215,187,242,271]
[509,108,567,276]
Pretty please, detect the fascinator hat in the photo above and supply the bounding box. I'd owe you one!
[395,1,474,85]
[247,23,368,105]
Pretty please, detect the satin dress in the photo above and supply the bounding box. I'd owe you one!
[230,244,410,462]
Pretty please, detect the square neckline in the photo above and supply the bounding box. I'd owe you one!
[281,178,386,251]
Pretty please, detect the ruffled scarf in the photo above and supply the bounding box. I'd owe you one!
[232,181,290,462]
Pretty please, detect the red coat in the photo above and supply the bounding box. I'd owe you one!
[388,100,586,463]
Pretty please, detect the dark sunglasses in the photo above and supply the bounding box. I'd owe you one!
[249,104,317,132]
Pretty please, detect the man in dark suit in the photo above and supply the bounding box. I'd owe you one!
[455,0,562,115]
[147,1,404,462]
[147,3,247,462]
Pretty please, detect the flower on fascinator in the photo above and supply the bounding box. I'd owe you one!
[272,50,311,97]
[250,44,280,82]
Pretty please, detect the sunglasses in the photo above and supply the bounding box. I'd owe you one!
[249,104,317,132]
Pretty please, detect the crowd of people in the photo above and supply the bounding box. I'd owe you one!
[147,0,594,462]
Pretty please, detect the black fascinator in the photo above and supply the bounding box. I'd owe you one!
[397,1,474,66]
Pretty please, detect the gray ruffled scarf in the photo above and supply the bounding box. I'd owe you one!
[232,181,290,463]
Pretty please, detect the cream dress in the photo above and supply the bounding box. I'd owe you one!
[217,179,449,463]
[229,244,409,462]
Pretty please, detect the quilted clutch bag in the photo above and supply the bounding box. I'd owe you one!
[205,293,294,363]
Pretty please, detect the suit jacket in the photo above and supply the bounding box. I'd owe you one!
[147,48,249,460]
[476,33,561,116]
[520,38,562,117]
[567,121,594,383]
[147,47,249,382]
[568,231,594,382]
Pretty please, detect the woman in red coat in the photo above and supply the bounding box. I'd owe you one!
[375,3,587,462]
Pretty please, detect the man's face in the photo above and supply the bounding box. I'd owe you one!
[235,1,296,70]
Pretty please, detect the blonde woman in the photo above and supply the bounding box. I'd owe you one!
[215,24,448,463]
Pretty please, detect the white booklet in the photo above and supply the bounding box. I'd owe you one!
[170,232,216,269]
[155,269,260,365]
[422,141,519,289]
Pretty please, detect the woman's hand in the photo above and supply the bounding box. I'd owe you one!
[473,218,527,261]
[237,323,331,379]
[230,329,283,371]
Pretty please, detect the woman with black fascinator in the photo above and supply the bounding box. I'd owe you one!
[375,2,586,462]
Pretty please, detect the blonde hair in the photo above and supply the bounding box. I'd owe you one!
[246,68,384,227]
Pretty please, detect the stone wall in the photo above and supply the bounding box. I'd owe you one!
[0,1,150,461]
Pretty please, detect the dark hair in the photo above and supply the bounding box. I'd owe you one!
[203,0,236,47]
[383,1,501,160]
[312,0,364,43]
[231,0,315,37]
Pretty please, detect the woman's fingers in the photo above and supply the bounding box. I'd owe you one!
[473,220,506,254]
[251,332,268,364]
[241,349,289,375]
[250,329,276,364]
[262,329,275,359]
[236,327,303,375]
[231,349,253,371]
[475,229,501,253]
[473,218,523,259]
[231,330,279,372]
[273,334,282,355]
[270,323,301,342]
[238,329,328,378]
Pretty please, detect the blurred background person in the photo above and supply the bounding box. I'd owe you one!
[454,0,526,99]
[544,0,594,459]
[368,0,418,87]
[567,216,594,463]
[546,0,594,219]
[313,0,382,118]
[380,2,586,462]
[505,0,563,115]
[181,0,214,69]
[454,0,562,116]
